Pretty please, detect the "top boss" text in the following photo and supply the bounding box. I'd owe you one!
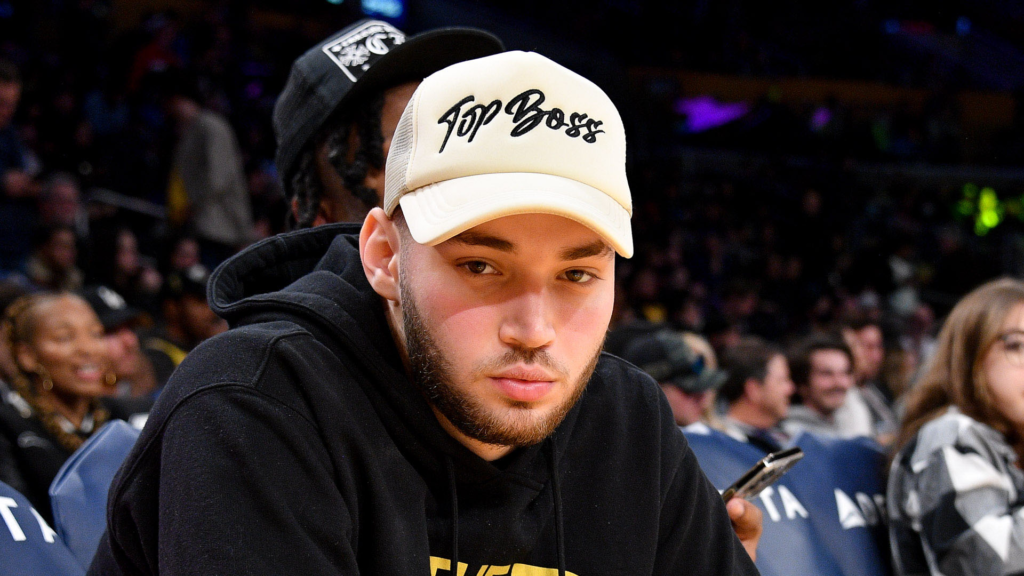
[437,89,605,153]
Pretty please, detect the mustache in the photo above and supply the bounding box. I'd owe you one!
[477,346,570,379]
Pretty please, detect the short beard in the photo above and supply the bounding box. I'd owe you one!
[400,276,601,448]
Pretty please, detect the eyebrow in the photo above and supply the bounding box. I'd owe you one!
[448,231,516,253]
[560,240,613,261]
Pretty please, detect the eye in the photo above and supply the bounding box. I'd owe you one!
[563,269,595,283]
[460,260,498,275]
[1006,339,1024,353]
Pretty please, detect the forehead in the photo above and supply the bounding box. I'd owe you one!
[33,297,98,330]
[1001,303,1024,332]
[432,213,614,256]
[810,348,849,369]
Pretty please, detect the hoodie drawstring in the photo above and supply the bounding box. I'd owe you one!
[446,456,460,576]
[546,439,567,576]
[445,445,565,576]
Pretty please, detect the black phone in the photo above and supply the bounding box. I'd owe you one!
[721,447,804,501]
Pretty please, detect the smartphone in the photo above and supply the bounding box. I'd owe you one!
[721,447,804,501]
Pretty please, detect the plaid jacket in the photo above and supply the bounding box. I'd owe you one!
[888,407,1024,575]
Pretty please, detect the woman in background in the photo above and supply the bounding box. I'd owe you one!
[0,292,115,523]
[889,278,1024,575]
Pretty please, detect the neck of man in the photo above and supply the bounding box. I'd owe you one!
[727,399,777,430]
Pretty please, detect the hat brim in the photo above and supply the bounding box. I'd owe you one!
[98,307,143,331]
[398,172,633,257]
[670,369,728,394]
[276,27,503,184]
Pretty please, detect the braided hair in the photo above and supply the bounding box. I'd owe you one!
[288,93,387,229]
[2,293,109,453]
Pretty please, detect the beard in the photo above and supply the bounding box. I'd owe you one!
[400,276,602,448]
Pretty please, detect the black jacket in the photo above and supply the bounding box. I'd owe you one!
[90,223,757,575]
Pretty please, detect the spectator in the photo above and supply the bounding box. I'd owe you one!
[717,337,795,452]
[37,172,87,238]
[620,330,727,426]
[164,73,253,268]
[80,285,159,399]
[837,318,898,444]
[26,225,83,292]
[141,264,226,387]
[783,334,857,437]
[0,60,39,272]
[88,227,162,311]
[277,20,502,228]
[889,278,1024,575]
[0,293,116,522]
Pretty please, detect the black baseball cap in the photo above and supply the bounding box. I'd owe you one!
[162,264,211,301]
[621,331,728,394]
[273,19,504,189]
[80,285,144,330]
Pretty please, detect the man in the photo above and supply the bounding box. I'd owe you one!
[142,264,227,389]
[275,19,503,228]
[90,51,757,575]
[165,75,254,268]
[0,60,39,272]
[718,338,795,453]
[80,285,160,400]
[621,330,727,426]
[783,334,856,438]
[834,319,897,443]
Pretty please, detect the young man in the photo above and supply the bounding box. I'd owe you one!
[275,19,503,228]
[90,51,758,575]
[717,338,795,453]
[783,334,857,438]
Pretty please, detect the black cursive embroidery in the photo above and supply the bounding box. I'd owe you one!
[437,96,502,153]
[436,89,605,153]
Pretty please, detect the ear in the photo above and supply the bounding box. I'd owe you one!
[359,207,401,303]
[14,342,38,374]
[312,197,337,227]
[743,378,763,403]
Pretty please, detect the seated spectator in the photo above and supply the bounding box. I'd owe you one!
[834,318,898,445]
[37,172,87,238]
[783,334,857,438]
[890,278,1024,575]
[0,293,123,523]
[80,285,159,399]
[87,227,162,312]
[716,337,795,453]
[142,264,226,387]
[620,329,727,426]
[25,224,83,292]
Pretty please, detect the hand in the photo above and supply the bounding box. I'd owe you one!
[726,497,763,562]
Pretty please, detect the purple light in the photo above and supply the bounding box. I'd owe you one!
[673,95,750,133]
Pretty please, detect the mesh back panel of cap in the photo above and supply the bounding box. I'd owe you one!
[384,95,417,215]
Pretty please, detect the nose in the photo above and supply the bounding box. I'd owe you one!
[498,287,556,351]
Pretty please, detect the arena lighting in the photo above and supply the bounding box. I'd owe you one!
[326,0,344,5]
[958,183,1006,236]
[362,0,404,18]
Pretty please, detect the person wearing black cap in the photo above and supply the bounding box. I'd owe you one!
[621,330,727,427]
[141,264,226,388]
[274,19,504,228]
[717,338,796,454]
[80,285,159,399]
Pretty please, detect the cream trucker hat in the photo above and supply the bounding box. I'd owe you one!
[382,50,633,257]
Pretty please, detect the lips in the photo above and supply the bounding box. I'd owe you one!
[74,363,103,382]
[489,366,557,403]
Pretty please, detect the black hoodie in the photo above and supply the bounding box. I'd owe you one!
[89,223,758,576]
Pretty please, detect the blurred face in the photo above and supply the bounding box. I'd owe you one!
[170,238,200,271]
[855,325,884,380]
[179,295,228,344]
[116,230,140,274]
[0,81,20,129]
[104,326,141,378]
[983,304,1024,430]
[801,349,855,417]
[395,214,615,457]
[661,385,711,426]
[16,296,110,400]
[45,229,77,270]
[757,354,795,423]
